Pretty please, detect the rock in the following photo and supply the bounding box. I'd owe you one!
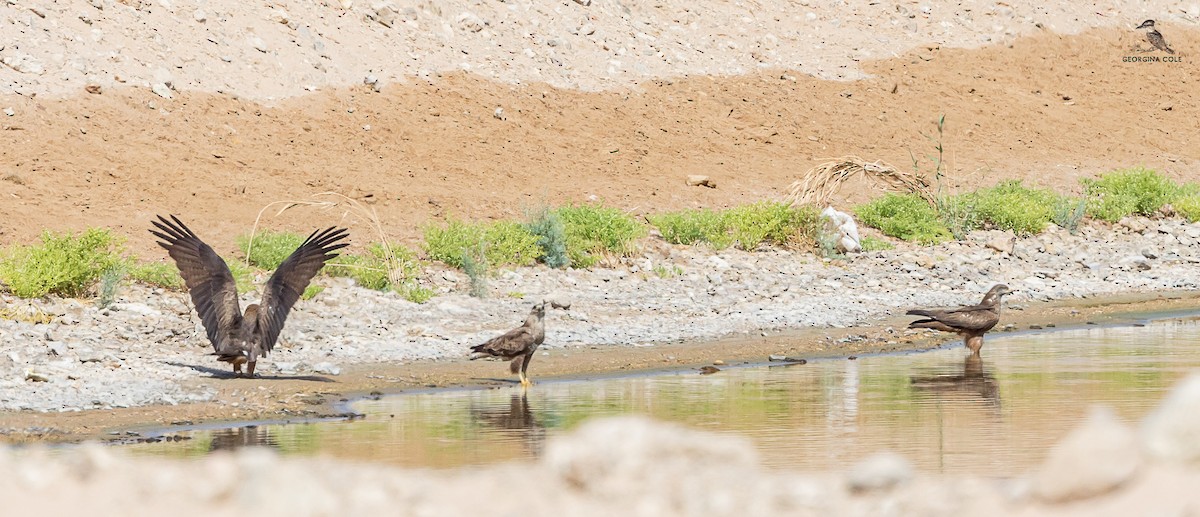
[820,207,862,253]
[493,107,505,121]
[312,362,341,376]
[251,37,268,53]
[543,416,759,497]
[370,2,398,28]
[192,9,206,22]
[686,175,717,188]
[1,54,45,75]
[47,342,69,356]
[151,83,173,99]
[1034,406,1139,502]
[85,84,102,94]
[273,362,300,375]
[456,12,485,33]
[698,366,720,374]
[573,0,591,5]
[2,107,13,116]
[846,451,913,492]
[1142,374,1200,464]
[986,233,1016,254]
[25,371,51,383]
[546,294,572,310]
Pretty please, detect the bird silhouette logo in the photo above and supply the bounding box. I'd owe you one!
[1135,19,1175,54]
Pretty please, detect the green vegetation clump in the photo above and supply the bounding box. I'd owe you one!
[301,285,324,300]
[726,202,819,250]
[128,261,185,291]
[327,243,432,303]
[96,266,126,309]
[225,257,257,295]
[424,219,543,269]
[1052,197,1088,234]
[1081,167,1181,222]
[649,208,732,249]
[238,230,306,270]
[556,204,647,267]
[650,202,816,250]
[854,193,952,245]
[859,236,894,252]
[0,228,125,298]
[524,207,569,269]
[461,244,489,298]
[1174,194,1200,223]
[952,180,1060,235]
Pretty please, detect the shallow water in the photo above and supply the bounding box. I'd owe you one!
[125,319,1200,476]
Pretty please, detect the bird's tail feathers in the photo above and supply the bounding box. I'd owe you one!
[905,309,935,317]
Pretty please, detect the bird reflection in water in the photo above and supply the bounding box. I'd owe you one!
[208,425,279,453]
[909,353,1001,409]
[469,392,547,457]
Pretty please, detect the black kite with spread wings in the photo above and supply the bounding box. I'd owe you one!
[151,215,348,377]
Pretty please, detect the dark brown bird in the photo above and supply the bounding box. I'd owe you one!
[906,284,1013,353]
[150,215,348,378]
[1137,19,1175,54]
[469,301,546,387]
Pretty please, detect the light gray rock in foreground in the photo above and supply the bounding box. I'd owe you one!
[1033,406,1140,502]
[1142,374,1200,464]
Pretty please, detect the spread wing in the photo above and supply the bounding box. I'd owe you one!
[472,326,536,359]
[907,306,998,332]
[256,227,349,353]
[149,215,241,352]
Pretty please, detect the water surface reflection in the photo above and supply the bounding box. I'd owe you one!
[126,320,1200,476]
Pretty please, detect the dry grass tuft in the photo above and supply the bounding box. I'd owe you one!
[785,156,935,208]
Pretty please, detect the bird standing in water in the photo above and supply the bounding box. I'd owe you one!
[1137,19,1175,54]
[470,301,546,387]
[150,215,348,377]
[906,284,1013,354]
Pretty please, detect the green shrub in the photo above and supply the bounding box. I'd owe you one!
[859,236,894,251]
[238,230,306,270]
[461,244,489,298]
[129,261,185,290]
[424,219,543,269]
[525,207,569,269]
[1082,167,1180,222]
[0,228,125,298]
[954,180,1059,235]
[649,209,733,249]
[1174,194,1200,222]
[1052,197,1088,234]
[854,193,952,245]
[327,243,431,303]
[96,265,126,308]
[726,202,819,250]
[650,202,817,250]
[556,204,647,264]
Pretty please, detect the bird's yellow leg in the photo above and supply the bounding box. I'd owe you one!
[519,370,532,388]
